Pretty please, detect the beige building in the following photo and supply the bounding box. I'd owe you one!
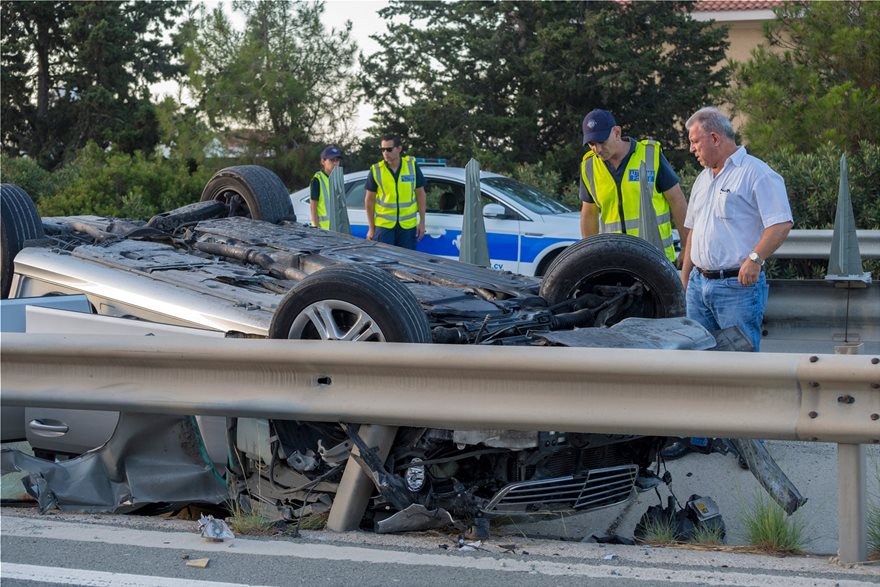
[693,0,781,64]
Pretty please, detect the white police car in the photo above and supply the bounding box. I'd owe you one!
[290,166,581,276]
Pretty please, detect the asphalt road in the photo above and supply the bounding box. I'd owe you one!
[2,508,878,587]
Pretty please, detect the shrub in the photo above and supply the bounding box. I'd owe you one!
[0,154,54,201]
[742,493,806,554]
[35,143,217,219]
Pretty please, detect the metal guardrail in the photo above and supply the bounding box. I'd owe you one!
[2,334,878,443]
[774,229,880,260]
[2,334,878,562]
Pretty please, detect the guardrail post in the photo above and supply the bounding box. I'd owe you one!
[837,443,867,563]
[325,424,397,532]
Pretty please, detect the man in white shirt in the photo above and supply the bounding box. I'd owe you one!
[681,107,793,352]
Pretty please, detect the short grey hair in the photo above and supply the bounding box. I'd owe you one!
[685,107,735,140]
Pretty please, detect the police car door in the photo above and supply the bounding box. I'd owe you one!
[419,181,521,273]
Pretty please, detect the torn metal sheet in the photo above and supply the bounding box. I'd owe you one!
[533,317,716,349]
[375,504,456,534]
[0,413,227,513]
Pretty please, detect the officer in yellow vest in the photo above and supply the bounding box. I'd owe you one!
[309,145,343,229]
[579,109,689,264]
[364,133,427,250]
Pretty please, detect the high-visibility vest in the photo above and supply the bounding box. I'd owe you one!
[581,140,676,261]
[370,156,419,229]
[312,171,330,229]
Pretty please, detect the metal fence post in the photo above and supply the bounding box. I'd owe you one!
[837,442,868,563]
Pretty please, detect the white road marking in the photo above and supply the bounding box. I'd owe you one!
[1,517,875,587]
[1,563,271,587]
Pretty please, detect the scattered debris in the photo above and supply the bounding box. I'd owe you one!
[459,539,484,552]
[439,544,449,550]
[185,558,210,569]
[199,514,235,541]
[603,554,618,560]
[498,544,518,554]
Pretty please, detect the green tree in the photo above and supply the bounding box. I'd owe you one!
[183,0,360,184]
[0,1,185,169]
[728,0,880,155]
[360,0,729,180]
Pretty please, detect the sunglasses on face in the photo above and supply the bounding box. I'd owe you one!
[380,146,397,153]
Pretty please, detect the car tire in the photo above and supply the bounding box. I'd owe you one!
[1,184,45,299]
[200,165,295,223]
[268,264,431,343]
[540,234,685,320]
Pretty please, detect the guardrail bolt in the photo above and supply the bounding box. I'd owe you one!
[317,376,332,386]
[809,381,820,388]
[810,356,819,363]
[871,383,880,389]
[809,411,818,419]
[838,395,855,404]
[871,414,879,421]
[872,358,879,365]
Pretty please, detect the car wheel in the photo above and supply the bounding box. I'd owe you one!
[540,234,685,320]
[268,264,431,343]
[200,165,295,223]
[1,184,44,299]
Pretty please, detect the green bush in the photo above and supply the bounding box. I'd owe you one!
[742,493,806,554]
[0,154,55,201]
[765,142,880,231]
[35,143,217,220]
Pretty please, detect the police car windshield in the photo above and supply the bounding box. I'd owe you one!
[482,177,574,214]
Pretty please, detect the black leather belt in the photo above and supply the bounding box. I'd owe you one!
[696,267,741,279]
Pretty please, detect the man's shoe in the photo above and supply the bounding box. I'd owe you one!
[660,441,691,461]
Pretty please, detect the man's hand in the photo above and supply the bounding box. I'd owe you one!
[366,227,375,241]
[416,220,426,241]
[738,260,762,285]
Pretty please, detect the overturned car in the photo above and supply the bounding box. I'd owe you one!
[0,167,800,530]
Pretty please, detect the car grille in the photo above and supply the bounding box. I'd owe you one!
[482,464,639,514]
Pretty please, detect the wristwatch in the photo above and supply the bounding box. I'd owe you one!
[748,251,765,267]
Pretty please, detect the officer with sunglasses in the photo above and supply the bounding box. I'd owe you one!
[364,133,427,249]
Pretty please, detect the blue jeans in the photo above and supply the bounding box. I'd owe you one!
[375,225,417,250]
[686,269,768,351]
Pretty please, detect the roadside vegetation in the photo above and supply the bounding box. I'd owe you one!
[225,497,275,536]
[869,505,880,560]
[635,515,678,546]
[742,493,806,555]
[690,525,725,546]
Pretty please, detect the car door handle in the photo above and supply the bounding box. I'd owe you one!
[28,419,69,437]
[523,232,544,237]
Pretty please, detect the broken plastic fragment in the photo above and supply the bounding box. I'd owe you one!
[198,514,234,541]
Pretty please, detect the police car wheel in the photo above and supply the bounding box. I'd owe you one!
[539,233,685,321]
[201,165,295,223]
[1,183,44,299]
[268,263,431,343]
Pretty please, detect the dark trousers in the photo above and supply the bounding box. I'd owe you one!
[375,225,417,250]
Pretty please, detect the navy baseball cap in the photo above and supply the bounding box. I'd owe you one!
[582,109,617,144]
[320,145,342,159]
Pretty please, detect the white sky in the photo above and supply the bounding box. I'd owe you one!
[151,0,389,136]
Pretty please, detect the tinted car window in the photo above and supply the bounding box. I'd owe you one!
[344,179,366,209]
[482,177,574,214]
